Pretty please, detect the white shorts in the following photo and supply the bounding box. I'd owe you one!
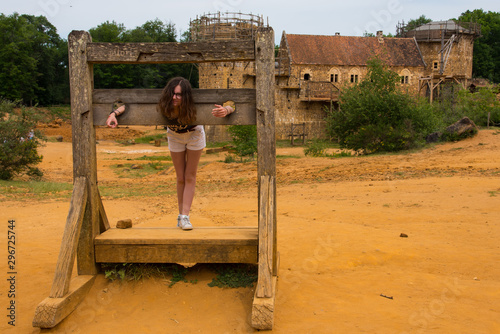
[167,125,206,152]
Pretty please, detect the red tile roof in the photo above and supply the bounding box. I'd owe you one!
[285,34,425,68]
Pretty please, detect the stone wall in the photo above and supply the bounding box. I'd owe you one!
[418,35,475,78]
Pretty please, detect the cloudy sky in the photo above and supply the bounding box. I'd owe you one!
[1,0,497,42]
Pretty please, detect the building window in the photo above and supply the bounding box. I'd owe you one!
[401,76,409,84]
[350,74,358,83]
[433,62,439,70]
[304,73,310,80]
[330,74,338,83]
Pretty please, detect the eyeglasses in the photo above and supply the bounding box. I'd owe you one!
[173,93,182,98]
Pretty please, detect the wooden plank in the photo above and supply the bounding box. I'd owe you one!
[252,276,278,330]
[93,103,256,126]
[92,89,256,126]
[86,40,255,64]
[95,244,257,264]
[256,176,274,298]
[68,30,99,275]
[93,88,256,104]
[49,177,87,298]
[33,275,96,328]
[94,227,258,264]
[94,227,258,245]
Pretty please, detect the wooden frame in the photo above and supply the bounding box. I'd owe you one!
[33,28,278,330]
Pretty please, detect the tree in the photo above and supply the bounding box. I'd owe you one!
[0,13,67,105]
[458,9,500,83]
[90,19,198,89]
[326,57,439,153]
[405,15,432,33]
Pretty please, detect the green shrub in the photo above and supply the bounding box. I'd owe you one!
[326,57,441,153]
[304,140,328,157]
[227,125,257,158]
[455,87,500,126]
[0,100,45,180]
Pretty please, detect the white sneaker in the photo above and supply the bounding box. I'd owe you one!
[178,215,193,230]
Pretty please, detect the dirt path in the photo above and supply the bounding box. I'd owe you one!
[1,128,499,333]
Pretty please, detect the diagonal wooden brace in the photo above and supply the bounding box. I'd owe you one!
[49,176,88,298]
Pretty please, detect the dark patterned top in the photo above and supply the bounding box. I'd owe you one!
[167,124,197,133]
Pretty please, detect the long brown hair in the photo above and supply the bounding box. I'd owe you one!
[157,77,196,124]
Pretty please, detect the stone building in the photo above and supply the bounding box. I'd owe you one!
[274,31,425,139]
[191,13,479,141]
[398,20,481,102]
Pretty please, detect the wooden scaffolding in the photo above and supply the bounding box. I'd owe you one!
[32,28,278,330]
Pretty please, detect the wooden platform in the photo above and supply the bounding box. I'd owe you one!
[94,227,258,264]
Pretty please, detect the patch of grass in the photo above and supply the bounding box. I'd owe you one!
[102,263,257,289]
[102,263,194,287]
[111,162,172,178]
[206,140,231,148]
[330,150,354,158]
[222,154,254,163]
[276,154,301,159]
[0,180,73,201]
[98,183,176,199]
[207,264,258,288]
[44,105,71,122]
[304,140,328,157]
[133,133,165,144]
[136,155,172,161]
[488,189,500,197]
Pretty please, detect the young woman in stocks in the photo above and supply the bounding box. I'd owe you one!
[106,77,234,230]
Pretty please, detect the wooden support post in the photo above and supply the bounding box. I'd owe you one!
[253,27,278,331]
[68,31,99,275]
[49,177,88,298]
[255,27,277,276]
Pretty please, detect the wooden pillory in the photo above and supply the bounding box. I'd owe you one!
[33,28,278,330]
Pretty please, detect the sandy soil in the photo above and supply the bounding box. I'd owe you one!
[1,126,499,333]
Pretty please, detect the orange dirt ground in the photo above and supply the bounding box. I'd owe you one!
[1,125,499,333]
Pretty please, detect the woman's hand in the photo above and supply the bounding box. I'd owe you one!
[212,104,233,118]
[106,113,118,128]
[106,104,125,128]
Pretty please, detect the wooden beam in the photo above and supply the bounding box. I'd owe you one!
[92,89,256,126]
[49,177,87,298]
[33,275,96,328]
[86,40,255,64]
[68,30,99,275]
[256,176,274,298]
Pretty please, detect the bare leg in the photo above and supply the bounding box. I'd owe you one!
[170,149,203,216]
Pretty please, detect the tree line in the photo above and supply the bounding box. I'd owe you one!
[0,10,499,106]
[0,14,197,106]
